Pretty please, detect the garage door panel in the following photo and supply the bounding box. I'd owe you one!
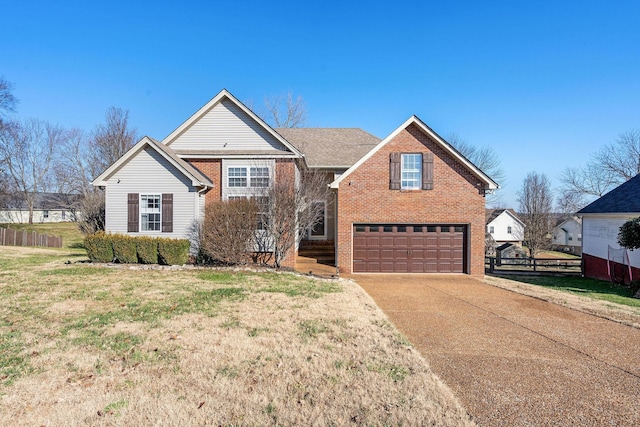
[353,224,466,273]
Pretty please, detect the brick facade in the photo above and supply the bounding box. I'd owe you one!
[186,159,222,204]
[186,157,299,268]
[335,123,487,277]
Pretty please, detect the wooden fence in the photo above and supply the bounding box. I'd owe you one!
[486,256,582,275]
[0,227,63,248]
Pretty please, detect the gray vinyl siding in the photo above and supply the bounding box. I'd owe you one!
[168,99,289,152]
[104,147,201,239]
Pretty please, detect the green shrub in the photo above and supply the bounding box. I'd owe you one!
[136,236,158,264]
[84,232,114,263]
[158,238,190,265]
[111,234,138,263]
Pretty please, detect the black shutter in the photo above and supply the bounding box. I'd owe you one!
[422,153,434,190]
[389,153,401,190]
[127,193,139,232]
[162,193,173,232]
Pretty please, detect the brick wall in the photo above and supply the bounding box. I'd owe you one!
[186,159,222,205]
[336,123,487,277]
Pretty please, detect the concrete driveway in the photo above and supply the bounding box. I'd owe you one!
[351,274,640,426]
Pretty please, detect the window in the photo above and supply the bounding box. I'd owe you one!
[256,196,269,230]
[61,210,66,220]
[568,236,573,241]
[250,167,270,187]
[43,210,49,219]
[507,226,512,234]
[489,226,494,234]
[228,166,270,188]
[401,154,422,189]
[141,194,161,231]
[228,167,247,187]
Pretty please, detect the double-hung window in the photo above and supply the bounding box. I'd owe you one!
[250,167,270,187]
[141,194,161,231]
[228,168,247,187]
[401,154,422,190]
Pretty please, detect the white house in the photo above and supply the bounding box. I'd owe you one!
[578,174,640,282]
[0,193,79,224]
[486,209,525,245]
[551,216,582,255]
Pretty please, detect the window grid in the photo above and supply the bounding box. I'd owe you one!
[401,154,421,189]
[250,167,270,187]
[228,167,248,187]
[141,194,161,231]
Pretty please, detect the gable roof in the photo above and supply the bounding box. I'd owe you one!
[162,89,303,159]
[553,216,581,229]
[92,136,214,188]
[275,128,380,168]
[330,115,499,189]
[577,174,640,214]
[486,208,525,226]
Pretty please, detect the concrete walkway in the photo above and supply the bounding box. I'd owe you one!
[352,274,640,426]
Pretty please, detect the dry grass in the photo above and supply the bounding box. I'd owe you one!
[485,275,640,329]
[0,245,473,426]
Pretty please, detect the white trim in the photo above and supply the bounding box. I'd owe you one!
[162,89,304,158]
[330,115,499,190]
[140,194,161,232]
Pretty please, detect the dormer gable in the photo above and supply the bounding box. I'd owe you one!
[163,89,302,159]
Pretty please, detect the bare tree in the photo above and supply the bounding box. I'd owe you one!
[555,187,588,218]
[0,118,63,224]
[255,166,331,267]
[560,129,640,205]
[261,91,307,128]
[55,128,97,196]
[447,133,505,207]
[91,107,137,175]
[517,172,554,257]
[0,77,18,128]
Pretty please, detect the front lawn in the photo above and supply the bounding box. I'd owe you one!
[505,275,640,308]
[0,244,473,426]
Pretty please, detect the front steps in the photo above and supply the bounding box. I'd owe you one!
[298,240,335,266]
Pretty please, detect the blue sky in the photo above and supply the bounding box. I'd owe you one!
[2,0,639,207]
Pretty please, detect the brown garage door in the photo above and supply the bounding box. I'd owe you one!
[353,224,466,273]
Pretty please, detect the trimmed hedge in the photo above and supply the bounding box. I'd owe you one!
[112,234,138,263]
[84,233,189,265]
[136,236,158,264]
[158,238,190,265]
[84,232,114,263]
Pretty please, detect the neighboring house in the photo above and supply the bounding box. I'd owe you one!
[551,216,582,255]
[577,174,640,281]
[93,89,498,276]
[0,193,79,223]
[485,209,524,245]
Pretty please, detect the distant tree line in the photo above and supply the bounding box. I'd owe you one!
[0,76,137,230]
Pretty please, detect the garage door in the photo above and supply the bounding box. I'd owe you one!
[353,224,466,273]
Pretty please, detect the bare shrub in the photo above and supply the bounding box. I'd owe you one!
[77,191,105,235]
[201,199,258,265]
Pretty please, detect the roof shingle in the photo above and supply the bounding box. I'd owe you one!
[578,174,640,214]
[276,128,380,168]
